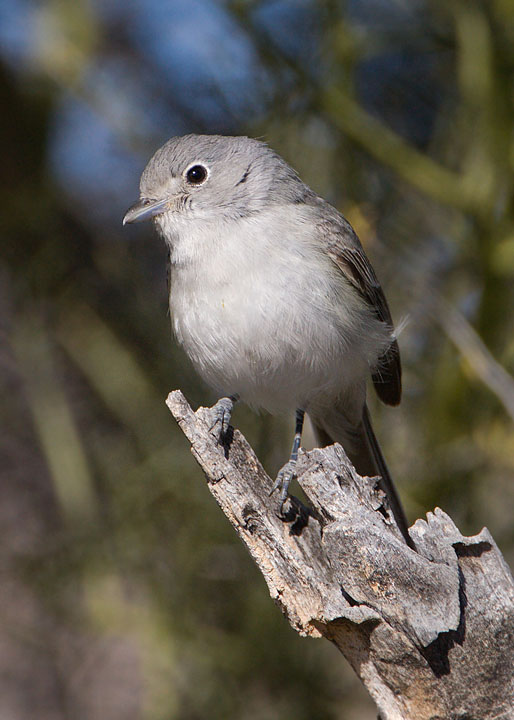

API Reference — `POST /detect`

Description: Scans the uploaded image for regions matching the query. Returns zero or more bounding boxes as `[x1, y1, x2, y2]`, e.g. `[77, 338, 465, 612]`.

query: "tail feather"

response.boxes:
[311, 405, 414, 549]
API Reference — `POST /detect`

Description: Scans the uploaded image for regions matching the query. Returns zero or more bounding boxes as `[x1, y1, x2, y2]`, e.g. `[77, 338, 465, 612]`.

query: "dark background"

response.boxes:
[2, 1, 513, 718]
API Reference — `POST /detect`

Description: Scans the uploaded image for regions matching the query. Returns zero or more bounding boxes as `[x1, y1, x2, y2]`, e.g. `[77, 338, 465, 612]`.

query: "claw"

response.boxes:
[208, 396, 236, 442]
[270, 408, 304, 513]
[270, 459, 297, 504]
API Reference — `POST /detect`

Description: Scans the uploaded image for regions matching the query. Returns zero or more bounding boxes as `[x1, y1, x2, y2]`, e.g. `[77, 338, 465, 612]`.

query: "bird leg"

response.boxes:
[208, 394, 239, 442]
[271, 409, 305, 506]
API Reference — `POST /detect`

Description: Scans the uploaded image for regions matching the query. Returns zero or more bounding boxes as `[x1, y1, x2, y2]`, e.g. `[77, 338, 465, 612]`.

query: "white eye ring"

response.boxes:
[184, 163, 209, 185]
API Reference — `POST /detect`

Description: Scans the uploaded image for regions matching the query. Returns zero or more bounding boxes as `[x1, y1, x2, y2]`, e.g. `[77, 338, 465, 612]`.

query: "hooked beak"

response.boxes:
[123, 197, 169, 225]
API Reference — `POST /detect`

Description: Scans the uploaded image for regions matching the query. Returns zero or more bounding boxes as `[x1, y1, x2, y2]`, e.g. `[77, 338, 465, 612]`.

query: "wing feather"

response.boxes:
[319, 209, 402, 406]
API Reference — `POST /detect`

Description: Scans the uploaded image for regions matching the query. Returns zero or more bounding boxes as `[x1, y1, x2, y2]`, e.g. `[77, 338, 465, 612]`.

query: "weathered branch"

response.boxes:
[167, 390, 514, 720]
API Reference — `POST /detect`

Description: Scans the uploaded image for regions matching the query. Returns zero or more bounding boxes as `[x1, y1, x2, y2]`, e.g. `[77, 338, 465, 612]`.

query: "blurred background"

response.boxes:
[1, 0, 513, 718]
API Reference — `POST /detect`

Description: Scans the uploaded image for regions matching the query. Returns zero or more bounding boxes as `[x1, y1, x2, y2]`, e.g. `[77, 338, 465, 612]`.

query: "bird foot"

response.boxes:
[270, 459, 297, 510]
[207, 396, 235, 443]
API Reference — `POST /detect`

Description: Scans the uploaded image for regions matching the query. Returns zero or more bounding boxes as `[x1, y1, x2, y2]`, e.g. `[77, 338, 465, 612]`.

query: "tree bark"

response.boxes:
[166, 390, 514, 720]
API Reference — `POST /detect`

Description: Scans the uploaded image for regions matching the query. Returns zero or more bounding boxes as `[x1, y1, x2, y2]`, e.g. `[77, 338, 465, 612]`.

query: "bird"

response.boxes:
[123, 134, 412, 547]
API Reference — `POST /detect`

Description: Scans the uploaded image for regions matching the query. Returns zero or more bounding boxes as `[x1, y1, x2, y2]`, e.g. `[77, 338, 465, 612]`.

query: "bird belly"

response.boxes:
[169, 243, 388, 415]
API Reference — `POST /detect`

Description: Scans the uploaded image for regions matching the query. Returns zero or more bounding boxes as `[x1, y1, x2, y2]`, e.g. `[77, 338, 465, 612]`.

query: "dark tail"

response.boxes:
[312, 404, 415, 550]
[361, 406, 414, 549]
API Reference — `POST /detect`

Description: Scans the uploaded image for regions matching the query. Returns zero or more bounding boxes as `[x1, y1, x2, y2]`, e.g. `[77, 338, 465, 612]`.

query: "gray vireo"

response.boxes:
[124, 135, 412, 547]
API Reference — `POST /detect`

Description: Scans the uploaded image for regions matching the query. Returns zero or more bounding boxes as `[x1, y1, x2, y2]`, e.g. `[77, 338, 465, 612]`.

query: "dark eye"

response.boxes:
[186, 165, 208, 185]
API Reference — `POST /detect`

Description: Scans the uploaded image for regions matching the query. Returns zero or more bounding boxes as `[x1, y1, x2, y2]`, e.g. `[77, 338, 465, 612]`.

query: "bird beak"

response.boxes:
[123, 197, 169, 225]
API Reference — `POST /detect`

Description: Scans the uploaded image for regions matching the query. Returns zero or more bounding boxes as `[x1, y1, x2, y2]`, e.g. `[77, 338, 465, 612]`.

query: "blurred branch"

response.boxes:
[55, 302, 167, 452]
[167, 390, 514, 720]
[454, 1, 494, 112]
[231, 2, 494, 216]
[12, 312, 98, 522]
[434, 298, 514, 422]
[452, 1, 500, 209]
[322, 86, 491, 214]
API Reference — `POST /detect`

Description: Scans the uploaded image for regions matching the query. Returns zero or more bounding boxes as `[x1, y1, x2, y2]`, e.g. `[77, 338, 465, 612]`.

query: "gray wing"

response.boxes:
[318, 205, 402, 406]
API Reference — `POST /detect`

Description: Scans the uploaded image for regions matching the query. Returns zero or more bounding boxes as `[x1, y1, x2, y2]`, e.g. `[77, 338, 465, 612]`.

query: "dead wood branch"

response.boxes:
[166, 390, 514, 720]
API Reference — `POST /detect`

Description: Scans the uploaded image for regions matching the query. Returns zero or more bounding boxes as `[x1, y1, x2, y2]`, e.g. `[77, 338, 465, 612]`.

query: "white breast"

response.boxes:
[160, 206, 390, 415]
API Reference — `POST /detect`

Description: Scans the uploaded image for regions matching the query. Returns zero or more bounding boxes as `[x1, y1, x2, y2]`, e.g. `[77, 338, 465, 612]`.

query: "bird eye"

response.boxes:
[185, 164, 208, 185]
